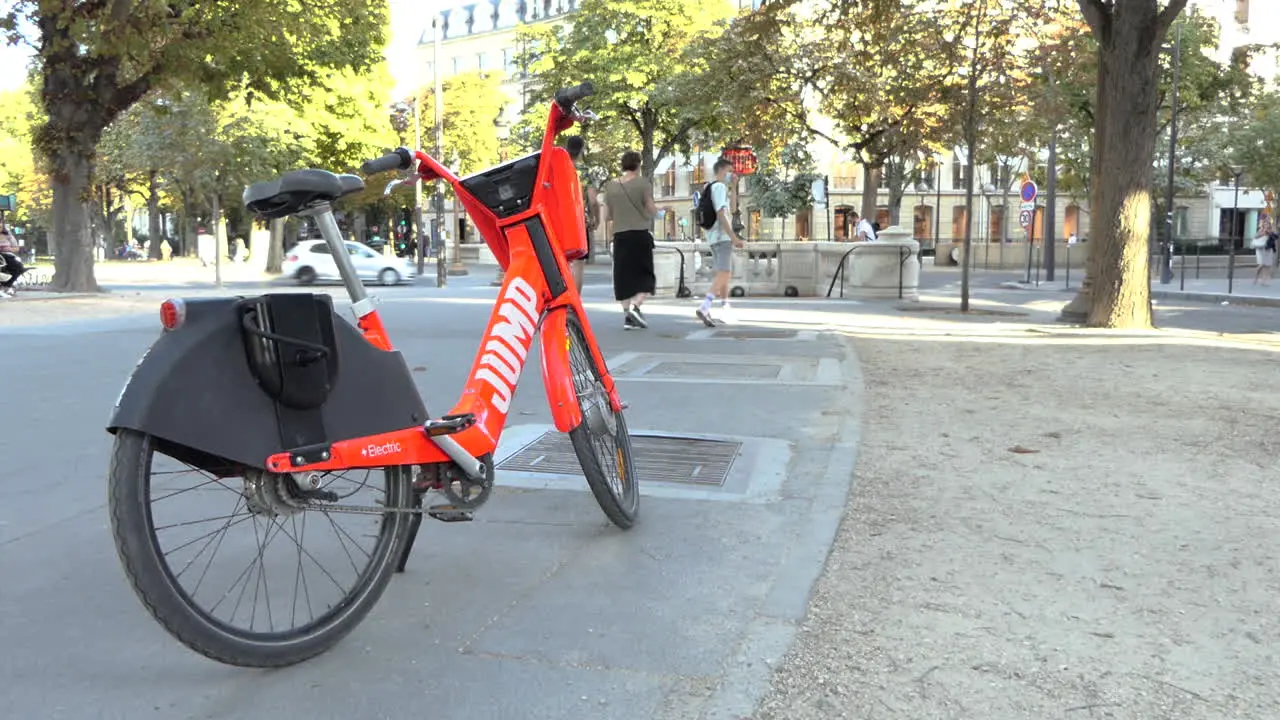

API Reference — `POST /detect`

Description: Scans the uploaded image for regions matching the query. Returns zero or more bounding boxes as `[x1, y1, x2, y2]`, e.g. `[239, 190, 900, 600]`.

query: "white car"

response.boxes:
[283, 240, 417, 286]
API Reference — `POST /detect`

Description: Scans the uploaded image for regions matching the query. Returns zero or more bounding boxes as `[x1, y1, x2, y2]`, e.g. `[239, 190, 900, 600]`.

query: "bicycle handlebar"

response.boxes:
[553, 82, 595, 111]
[361, 148, 414, 175]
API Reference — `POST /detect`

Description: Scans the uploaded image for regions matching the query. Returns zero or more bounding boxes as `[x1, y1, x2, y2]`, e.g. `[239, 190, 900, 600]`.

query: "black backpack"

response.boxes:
[696, 181, 721, 230]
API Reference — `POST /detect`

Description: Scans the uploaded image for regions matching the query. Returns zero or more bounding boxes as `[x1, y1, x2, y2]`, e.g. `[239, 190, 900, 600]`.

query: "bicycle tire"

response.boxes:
[564, 309, 640, 529]
[107, 429, 413, 667]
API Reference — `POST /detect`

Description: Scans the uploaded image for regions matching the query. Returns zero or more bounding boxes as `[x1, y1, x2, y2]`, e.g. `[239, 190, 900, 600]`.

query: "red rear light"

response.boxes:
[286, 254, 299, 262]
[160, 298, 186, 331]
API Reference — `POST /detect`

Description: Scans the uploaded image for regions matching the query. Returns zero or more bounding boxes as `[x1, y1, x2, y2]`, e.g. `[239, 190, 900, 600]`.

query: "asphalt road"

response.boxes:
[0, 277, 861, 720]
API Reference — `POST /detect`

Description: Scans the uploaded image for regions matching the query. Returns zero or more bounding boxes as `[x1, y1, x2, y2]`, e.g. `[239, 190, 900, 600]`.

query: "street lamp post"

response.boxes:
[432, 14, 451, 286]
[1161, 21, 1182, 285]
[413, 80, 426, 280]
[1229, 164, 1244, 295]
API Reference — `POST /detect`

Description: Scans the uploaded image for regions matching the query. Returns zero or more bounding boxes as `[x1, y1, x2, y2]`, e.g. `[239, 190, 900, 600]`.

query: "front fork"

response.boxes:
[539, 298, 624, 434]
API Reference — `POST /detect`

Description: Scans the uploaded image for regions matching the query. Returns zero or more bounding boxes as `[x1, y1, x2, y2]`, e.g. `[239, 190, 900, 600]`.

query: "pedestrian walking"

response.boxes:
[565, 135, 600, 293]
[1251, 223, 1276, 286]
[694, 158, 745, 326]
[600, 150, 657, 330]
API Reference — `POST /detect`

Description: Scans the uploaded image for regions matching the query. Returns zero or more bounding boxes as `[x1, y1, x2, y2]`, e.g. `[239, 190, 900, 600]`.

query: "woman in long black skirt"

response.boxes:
[600, 150, 657, 330]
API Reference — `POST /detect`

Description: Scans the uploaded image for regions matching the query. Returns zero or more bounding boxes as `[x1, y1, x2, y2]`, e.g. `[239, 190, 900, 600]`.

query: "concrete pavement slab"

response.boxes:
[0, 284, 863, 719]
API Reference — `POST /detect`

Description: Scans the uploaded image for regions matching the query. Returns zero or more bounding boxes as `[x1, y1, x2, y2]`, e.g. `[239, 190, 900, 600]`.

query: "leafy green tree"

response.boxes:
[406, 71, 507, 176]
[4, 0, 387, 291]
[747, 142, 820, 239]
[305, 65, 400, 174]
[0, 79, 50, 237]
[516, 0, 735, 179]
[715, 0, 971, 221]
[1230, 89, 1280, 201]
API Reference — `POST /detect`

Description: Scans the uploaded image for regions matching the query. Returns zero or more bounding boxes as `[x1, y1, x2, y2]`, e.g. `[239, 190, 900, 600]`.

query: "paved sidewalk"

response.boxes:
[0, 287, 860, 720]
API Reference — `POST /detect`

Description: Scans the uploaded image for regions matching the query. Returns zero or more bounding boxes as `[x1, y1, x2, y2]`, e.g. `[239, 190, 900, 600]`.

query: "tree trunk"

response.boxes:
[266, 217, 286, 274]
[147, 170, 163, 260]
[49, 149, 101, 293]
[1063, 0, 1185, 327]
[886, 158, 907, 226]
[1083, 0, 1180, 328]
[860, 165, 882, 224]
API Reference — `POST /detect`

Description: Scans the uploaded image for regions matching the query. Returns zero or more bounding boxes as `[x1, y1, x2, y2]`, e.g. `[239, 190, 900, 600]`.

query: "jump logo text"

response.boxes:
[475, 277, 540, 414]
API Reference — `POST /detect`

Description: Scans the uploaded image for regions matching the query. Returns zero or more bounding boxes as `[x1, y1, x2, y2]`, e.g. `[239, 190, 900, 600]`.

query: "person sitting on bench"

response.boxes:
[0, 230, 26, 296]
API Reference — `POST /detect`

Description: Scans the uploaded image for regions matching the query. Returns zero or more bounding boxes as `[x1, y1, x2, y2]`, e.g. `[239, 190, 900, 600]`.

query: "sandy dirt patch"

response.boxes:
[754, 318, 1279, 720]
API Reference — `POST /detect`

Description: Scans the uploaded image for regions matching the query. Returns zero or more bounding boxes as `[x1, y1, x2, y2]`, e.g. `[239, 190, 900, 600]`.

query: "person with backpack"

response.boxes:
[695, 158, 745, 326]
[1252, 223, 1277, 286]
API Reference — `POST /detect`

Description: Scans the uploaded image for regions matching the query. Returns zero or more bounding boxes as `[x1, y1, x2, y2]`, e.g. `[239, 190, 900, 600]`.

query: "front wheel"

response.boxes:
[378, 268, 401, 286]
[107, 430, 413, 667]
[564, 309, 640, 529]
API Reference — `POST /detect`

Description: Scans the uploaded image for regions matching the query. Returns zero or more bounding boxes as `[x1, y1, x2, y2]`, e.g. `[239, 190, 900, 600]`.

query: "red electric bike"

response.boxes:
[105, 82, 638, 668]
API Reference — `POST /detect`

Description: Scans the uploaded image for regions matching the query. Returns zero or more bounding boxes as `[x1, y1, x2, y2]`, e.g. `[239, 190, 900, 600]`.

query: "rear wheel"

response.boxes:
[296, 266, 318, 285]
[379, 268, 400, 286]
[107, 430, 413, 667]
[564, 309, 639, 529]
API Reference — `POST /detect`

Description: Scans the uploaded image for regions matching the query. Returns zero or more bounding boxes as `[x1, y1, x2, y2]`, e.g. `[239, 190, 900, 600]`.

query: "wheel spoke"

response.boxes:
[138, 445, 400, 642]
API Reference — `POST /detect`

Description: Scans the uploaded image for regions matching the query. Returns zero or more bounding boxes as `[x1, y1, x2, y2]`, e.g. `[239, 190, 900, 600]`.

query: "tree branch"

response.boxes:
[1078, 0, 1109, 39]
[1157, 0, 1189, 35]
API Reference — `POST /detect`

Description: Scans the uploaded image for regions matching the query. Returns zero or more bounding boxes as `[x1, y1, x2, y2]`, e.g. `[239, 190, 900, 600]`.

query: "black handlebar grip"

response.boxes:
[361, 147, 414, 174]
[554, 82, 595, 109]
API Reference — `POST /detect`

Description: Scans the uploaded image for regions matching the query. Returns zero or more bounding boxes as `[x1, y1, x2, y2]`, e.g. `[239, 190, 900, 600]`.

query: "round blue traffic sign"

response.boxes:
[1020, 180, 1038, 204]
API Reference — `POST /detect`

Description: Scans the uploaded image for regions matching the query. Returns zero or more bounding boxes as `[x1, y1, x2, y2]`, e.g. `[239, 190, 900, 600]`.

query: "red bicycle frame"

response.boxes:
[263, 95, 619, 476]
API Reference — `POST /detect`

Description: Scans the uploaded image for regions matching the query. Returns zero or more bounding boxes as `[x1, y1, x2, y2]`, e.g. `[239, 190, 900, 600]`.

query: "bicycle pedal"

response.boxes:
[424, 413, 477, 437]
[427, 504, 474, 523]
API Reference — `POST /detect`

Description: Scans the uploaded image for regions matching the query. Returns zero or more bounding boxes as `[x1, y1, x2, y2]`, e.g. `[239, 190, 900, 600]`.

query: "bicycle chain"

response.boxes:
[300, 501, 423, 516]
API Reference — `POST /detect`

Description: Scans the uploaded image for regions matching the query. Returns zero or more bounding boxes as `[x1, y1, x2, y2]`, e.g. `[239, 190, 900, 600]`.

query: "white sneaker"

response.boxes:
[695, 306, 715, 327]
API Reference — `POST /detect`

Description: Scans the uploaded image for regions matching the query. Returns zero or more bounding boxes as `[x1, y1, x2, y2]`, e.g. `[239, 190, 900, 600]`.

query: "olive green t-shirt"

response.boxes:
[603, 177, 653, 233]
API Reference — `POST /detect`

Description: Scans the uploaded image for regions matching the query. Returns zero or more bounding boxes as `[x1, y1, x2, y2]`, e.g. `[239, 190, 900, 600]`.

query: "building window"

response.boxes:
[913, 205, 933, 241]
[478, 52, 490, 71]
[1174, 206, 1190, 238]
[692, 162, 706, 185]
[833, 206, 854, 240]
[795, 209, 812, 239]
[952, 155, 967, 190]
[1065, 204, 1081, 238]
[988, 205, 1004, 242]
[503, 48, 517, 74]
[451, 56, 463, 75]
[662, 168, 676, 197]
[875, 207, 891, 229]
[952, 205, 968, 240]
[1236, 0, 1249, 25]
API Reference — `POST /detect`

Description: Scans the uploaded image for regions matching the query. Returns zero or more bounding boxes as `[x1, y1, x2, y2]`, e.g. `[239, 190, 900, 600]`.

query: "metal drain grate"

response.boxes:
[646, 362, 782, 379]
[497, 432, 742, 486]
[709, 328, 799, 339]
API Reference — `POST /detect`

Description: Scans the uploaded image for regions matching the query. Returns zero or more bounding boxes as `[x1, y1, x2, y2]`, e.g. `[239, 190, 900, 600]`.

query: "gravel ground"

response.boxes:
[753, 318, 1280, 720]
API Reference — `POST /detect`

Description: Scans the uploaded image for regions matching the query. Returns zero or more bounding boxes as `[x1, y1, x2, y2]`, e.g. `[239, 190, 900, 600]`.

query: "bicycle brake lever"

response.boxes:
[576, 109, 599, 122]
[383, 177, 415, 196]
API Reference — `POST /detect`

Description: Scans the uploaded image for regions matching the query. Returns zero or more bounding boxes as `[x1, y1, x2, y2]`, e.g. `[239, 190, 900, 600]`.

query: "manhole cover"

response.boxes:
[646, 362, 782, 379]
[497, 432, 742, 486]
[896, 305, 1027, 317]
[710, 328, 799, 339]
